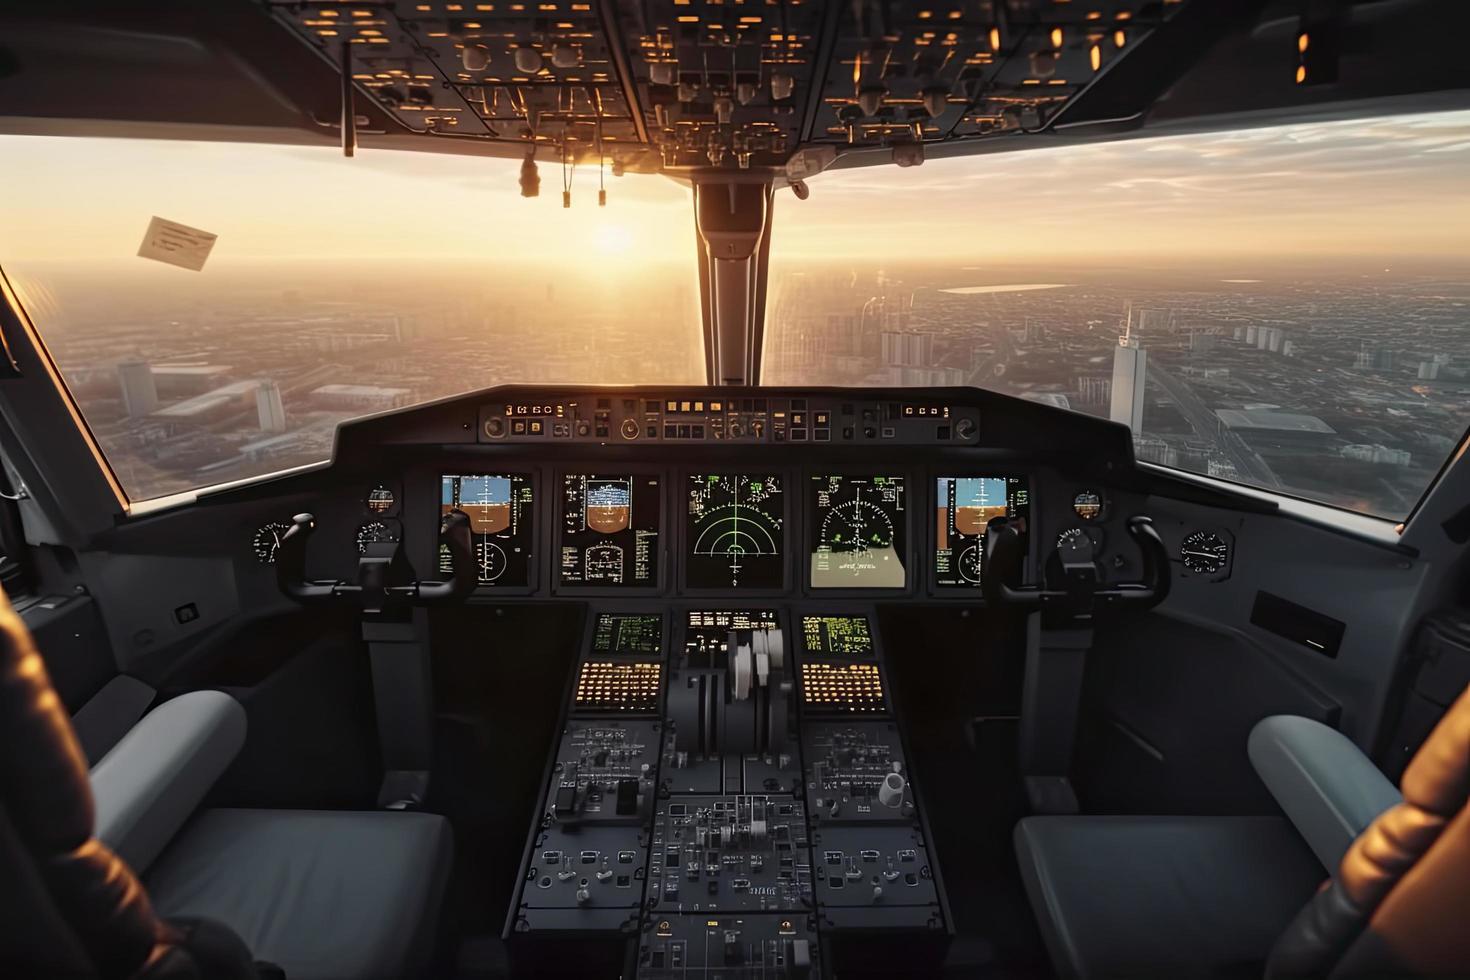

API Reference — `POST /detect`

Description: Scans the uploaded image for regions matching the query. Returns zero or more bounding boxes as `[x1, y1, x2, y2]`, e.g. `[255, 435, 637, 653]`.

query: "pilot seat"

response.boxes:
[1014, 692, 1470, 978]
[0, 584, 453, 980]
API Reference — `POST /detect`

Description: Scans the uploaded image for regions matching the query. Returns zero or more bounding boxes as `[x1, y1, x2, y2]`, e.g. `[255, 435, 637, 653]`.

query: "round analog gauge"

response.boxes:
[1180, 530, 1230, 575]
[366, 484, 396, 515]
[356, 520, 402, 554]
[252, 521, 292, 565]
[1073, 490, 1104, 521]
[1055, 526, 1098, 562]
[1056, 526, 1088, 551]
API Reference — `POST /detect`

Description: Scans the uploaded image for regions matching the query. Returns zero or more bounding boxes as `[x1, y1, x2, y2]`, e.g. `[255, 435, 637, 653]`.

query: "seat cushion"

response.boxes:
[1015, 815, 1324, 980]
[146, 808, 453, 980]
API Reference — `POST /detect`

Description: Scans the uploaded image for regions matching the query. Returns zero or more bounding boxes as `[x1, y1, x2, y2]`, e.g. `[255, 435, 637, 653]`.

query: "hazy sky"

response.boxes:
[1, 108, 1467, 270]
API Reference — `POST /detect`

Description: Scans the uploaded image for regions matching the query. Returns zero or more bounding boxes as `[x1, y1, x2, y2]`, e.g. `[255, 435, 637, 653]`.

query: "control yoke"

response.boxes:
[982, 514, 1170, 614]
[275, 509, 476, 611]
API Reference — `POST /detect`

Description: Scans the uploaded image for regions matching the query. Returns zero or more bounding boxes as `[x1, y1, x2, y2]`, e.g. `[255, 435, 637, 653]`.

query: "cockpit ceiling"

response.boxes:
[1, 1, 1469, 170]
[269, 0, 1176, 173]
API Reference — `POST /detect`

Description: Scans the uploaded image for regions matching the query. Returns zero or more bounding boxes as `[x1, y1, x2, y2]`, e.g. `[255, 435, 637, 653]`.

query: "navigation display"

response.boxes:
[560, 473, 661, 587]
[809, 475, 908, 589]
[934, 476, 1030, 588]
[440, 473, 534, 586]
[685, 474, 785, 590]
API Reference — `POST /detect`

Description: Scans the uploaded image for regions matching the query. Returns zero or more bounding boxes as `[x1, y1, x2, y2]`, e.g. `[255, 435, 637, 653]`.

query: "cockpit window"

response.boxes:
[0, 137, 703, 501]
[764, 110, 1470, 521]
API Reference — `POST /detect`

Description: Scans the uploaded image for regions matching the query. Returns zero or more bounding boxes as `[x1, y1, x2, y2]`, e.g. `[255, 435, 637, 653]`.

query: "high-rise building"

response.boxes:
[1109, 333, 1146, 433]
[256, 381, 286, 433]
[881, 331, 934, 368]
[1134, 435, 1177, 466]
[117, 360, 158, 417]
[1077, 376, 1112, 405]
[1138, 309, 1172, 334]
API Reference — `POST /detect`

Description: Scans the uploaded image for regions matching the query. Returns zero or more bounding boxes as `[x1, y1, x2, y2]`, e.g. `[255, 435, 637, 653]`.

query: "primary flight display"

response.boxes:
[440, 473, 534, 586]
[934, 476, 1030, 588]
[560, 473, 662, 587]
[685, 473, 785, 590]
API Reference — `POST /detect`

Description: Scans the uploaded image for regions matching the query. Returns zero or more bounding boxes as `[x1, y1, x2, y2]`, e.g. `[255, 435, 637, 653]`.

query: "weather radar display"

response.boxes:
[810, 475, 907, 589]
[560, 473, 661, 587]
[935, 476, 1029, 588]
[686, 474, 784, 589]
[440, 474, 534, 586]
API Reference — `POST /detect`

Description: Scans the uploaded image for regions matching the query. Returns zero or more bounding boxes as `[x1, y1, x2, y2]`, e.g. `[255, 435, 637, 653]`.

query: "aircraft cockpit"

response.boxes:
[1, 2, 1468, 978]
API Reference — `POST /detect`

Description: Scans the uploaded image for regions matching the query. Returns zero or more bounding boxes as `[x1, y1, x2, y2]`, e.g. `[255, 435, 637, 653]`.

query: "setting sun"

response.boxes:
[593, 222, 635, 255]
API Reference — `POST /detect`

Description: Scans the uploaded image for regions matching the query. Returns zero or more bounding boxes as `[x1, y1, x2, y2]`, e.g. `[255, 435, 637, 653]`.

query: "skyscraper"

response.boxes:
[256, 381, 286, 433]
[1109, 310, 1146, 433]
[117, 360, 158, 418]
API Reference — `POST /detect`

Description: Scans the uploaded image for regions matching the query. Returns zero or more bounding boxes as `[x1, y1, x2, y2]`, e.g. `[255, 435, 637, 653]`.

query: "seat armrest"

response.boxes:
[1248, 715, 1401, 871]
[90, 690, 246, 874]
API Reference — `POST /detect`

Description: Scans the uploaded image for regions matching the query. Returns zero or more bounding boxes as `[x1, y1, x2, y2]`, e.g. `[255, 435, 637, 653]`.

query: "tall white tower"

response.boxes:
[256, 381, 286, 433]
[116, 361, 158, 418]
[1109, 306, 1147, 433]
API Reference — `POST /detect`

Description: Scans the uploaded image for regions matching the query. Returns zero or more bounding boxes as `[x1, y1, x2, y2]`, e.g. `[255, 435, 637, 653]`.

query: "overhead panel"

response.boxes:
[808, 0, 1179, 148]
[267, 0, 1187, 172]
[607, 0, 826, 171]
[270, 1, 644, 157]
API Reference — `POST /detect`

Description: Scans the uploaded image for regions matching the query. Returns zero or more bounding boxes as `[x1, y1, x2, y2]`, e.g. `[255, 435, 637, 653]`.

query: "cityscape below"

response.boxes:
[9, 254, 1468, 520]
[768, 257, 1468, 519]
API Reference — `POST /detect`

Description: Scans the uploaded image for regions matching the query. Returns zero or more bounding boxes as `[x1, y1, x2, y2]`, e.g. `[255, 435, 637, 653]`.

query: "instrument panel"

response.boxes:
[241, 387, 1227, 600]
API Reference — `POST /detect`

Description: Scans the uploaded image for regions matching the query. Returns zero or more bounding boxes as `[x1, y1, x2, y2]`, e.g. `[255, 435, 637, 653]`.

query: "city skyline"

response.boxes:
[2, 109, 1468, 269]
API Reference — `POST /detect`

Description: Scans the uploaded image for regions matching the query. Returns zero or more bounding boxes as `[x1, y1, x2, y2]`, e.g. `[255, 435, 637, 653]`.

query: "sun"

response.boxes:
[592, 222, 635, 255]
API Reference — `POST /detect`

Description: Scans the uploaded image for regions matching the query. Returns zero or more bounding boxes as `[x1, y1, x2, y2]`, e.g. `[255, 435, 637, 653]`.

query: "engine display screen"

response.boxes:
[934, 476, 1030, 588]
[439, 473, 534, 586]
[685, 474, 785, 590]
[592, 613, 663, 655]
[560, 473, 662, 587]
[809, 475, 908, 589]
[801, 615, 875, 657]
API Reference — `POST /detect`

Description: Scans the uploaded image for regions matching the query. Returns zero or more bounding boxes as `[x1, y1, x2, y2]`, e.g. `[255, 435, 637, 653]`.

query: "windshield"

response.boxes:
[765, 110, 1470, 521]
[0, 137, 703, 501]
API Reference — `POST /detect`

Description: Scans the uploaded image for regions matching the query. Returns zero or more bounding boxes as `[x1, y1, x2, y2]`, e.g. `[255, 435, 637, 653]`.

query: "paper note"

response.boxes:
[136, 216, 218, 272]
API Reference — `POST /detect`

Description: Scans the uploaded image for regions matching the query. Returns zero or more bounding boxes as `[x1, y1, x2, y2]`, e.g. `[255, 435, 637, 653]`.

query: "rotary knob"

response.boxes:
[619, 418, 640, 440]
[954, 417, 976, 440]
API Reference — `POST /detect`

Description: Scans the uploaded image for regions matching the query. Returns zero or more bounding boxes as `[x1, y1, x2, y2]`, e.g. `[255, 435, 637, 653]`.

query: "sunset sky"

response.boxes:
[1, 108, 1467, 271]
